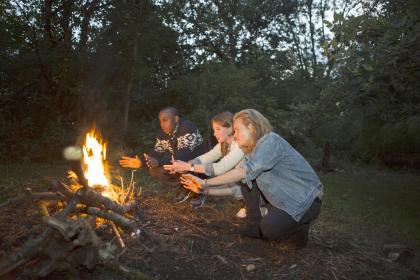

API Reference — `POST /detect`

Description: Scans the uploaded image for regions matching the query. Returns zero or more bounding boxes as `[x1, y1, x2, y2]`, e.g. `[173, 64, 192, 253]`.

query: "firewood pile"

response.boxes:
[0, 161, 152, 280]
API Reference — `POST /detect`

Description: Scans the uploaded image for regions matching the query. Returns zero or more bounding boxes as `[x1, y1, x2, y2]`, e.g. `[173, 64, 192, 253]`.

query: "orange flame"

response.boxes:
[80, 128, 128, 203]
[82, 129, 110, 188]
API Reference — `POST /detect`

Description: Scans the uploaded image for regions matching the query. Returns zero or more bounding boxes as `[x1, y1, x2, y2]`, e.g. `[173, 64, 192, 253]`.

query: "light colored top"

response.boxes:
[192, 140, 245, 176]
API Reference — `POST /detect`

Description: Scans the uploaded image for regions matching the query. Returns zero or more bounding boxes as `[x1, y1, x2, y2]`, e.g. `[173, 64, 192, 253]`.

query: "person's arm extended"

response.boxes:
[181, 167, 246, 193]
[164, 142, 243, 176]
[209, 142, 244, 176]
[207, 167, 246, 186]
[163, 159, 206, 174]
[119, 155, 142, 169]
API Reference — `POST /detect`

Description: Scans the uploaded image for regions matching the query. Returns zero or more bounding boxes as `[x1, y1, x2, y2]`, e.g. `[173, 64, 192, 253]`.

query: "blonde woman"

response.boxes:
[181, 109, 323, 249]
[164, 111, 246, 216]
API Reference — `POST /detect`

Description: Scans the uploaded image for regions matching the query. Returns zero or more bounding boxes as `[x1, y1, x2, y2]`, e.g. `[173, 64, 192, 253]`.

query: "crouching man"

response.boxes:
[120, 107, 208, 202]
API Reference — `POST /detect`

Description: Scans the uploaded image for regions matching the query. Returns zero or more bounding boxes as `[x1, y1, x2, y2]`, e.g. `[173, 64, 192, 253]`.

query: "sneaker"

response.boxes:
[174, 189, 192, 204]
[190, 193, 206, 208]
[235, 208, 247, 218]
[260, 206, 268, 217]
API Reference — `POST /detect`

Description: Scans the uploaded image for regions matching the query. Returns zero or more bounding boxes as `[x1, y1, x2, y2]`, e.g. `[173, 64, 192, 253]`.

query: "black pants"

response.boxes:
[241, 181, 322, 241]
[149, 166, 181, 187]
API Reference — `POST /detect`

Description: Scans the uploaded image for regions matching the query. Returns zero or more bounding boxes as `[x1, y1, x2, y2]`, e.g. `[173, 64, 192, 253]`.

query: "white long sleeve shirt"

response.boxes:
[193, 140, 245, 176]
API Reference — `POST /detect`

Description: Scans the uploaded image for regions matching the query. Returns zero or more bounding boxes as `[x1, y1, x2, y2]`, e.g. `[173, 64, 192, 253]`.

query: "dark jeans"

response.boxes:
[241, 181, 322, 241]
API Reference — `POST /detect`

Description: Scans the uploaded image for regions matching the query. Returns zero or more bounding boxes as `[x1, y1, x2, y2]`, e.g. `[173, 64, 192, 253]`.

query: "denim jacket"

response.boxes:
[244, 132, 323, 222]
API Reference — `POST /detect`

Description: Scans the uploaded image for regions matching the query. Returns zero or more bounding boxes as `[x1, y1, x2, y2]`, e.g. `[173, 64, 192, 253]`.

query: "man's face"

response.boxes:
[159, 110, 178, 134]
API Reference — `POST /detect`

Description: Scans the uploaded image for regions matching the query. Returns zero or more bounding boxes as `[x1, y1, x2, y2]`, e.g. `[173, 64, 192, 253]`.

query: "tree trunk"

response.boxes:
[55, 0, 73, 111]
[306, 0, 318, 79]
[286, 14, 307, 73]
[42, 0, 55, 47]
[122, 41, 139, 136]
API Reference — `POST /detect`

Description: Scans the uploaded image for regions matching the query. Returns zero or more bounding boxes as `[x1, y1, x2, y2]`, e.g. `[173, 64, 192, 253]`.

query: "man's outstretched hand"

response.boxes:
[119, 155, 142, 169]
[143, 153, 158, 168]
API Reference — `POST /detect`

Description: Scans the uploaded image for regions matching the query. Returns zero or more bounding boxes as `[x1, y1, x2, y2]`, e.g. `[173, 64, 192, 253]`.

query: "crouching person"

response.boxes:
[181, 109, 323, 249]
[164, 111, 246, 214]
[119, 107, 208, 202]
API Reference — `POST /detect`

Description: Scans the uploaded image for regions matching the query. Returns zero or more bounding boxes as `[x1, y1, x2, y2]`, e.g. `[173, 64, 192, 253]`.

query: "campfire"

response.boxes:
[0, 128, 149, 279]
[72, 128, 136, 204]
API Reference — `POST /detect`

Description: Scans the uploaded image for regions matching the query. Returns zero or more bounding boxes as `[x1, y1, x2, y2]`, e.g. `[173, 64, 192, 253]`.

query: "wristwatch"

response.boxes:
[189, 164, 195, 172]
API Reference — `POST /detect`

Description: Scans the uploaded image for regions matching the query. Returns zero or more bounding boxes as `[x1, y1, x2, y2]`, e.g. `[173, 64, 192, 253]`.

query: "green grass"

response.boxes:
[0, 164, 67, 201]
[1, 163, 419, 245]
[319, 169, 420, 244]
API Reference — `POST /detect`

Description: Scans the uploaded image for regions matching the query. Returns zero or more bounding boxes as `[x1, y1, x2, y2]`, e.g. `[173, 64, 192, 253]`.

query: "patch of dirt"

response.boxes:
[0, 189, 419, 279]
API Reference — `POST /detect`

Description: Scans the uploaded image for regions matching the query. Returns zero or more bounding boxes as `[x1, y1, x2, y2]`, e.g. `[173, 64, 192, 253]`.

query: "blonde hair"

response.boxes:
[233, 109, 273, 154]
[211, 111, 233, 156]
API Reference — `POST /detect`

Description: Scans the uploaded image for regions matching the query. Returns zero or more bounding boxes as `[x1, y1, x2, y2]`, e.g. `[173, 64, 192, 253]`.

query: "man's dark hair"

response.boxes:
[160, 106, 179, 117]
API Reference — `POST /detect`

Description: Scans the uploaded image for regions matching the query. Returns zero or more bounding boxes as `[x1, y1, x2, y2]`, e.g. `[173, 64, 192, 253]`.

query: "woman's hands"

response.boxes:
[180, 174, 204, 194]
[163, 159, 191, 174]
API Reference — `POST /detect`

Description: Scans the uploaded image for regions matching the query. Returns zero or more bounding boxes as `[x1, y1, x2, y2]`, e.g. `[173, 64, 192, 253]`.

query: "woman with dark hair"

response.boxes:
[164, 111, 247, 216]
[181, 109, 323, 249]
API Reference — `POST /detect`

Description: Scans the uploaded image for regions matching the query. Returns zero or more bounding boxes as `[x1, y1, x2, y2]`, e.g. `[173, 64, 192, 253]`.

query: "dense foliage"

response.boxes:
[0, 0, 418, 163]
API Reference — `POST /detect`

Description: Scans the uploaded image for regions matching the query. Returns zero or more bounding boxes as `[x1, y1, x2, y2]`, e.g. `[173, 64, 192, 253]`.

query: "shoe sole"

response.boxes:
[174, 191, 192, 204]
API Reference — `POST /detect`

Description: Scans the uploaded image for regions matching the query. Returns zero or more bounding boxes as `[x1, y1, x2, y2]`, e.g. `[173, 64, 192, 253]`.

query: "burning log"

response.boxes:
[30, 183, 139, 216]
[79, 187, 138, 214]
[83, 207, 141, 235]
[0, 129, 152, 279]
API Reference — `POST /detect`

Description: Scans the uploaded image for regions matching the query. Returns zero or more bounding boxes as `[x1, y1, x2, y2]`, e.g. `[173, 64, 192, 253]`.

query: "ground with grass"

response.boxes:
[0, 163, 419, 279]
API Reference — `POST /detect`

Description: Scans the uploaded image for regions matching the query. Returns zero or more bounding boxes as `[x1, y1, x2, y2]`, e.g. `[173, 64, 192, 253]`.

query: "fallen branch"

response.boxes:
[80, 188, 137, 214]
[49, 181, 75, 198]
[0, 192, 81, 276]
[28, 190, 66, 201]
[110, 221, 126, 249]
